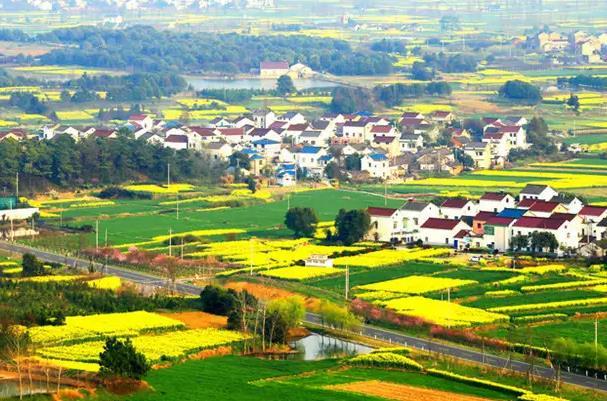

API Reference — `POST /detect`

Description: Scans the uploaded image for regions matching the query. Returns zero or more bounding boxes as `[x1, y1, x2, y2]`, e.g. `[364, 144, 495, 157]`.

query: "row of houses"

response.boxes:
[0, 108, 530, 184]
[366, 184, 607, 255]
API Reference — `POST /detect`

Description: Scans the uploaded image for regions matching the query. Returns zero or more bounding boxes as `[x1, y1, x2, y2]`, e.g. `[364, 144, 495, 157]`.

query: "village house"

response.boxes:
[462, 142, 492, 169]
[430, 110, 455, 124]
[164, 134, 189, 150]
[251, 138, 281, 157]
[440, 198, 478, 220]
[206, 142, 233, 162]
[252, 110, 277, 129]
[361, 153, 390, 179]
[294, 146, 328, 176]
[342, 120, 372, 143]
[366, 207, 400, 242]
[259, 61, 290, 78]
[478, 192, 516, 213]
[419, 218, 471, 248]
[372, 135, 400, 158]
[519, 184, 559, 202]
[399, 134, 424, 153]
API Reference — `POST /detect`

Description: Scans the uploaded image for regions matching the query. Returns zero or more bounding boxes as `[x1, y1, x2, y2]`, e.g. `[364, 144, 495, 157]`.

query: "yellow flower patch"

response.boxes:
[380, 296, 508, 327]
[260, 266, 343, 281]
[358, 276, 476, 294]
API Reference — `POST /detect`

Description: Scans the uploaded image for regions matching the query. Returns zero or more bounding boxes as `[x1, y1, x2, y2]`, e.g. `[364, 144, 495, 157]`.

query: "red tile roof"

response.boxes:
[528, 201, 560, 213]
[485, 216, 515, 226]
[189, 127, 215, 136]
[454, 229, 469, 239]
[441, 198, 470, 209]
[421, 218, 461, 230]
[481, 192, 509, 201]
[286, 123, 309, 131]
[367, 207, 397, 217]
[513, 216, 566, 230]
[498, 125, 521, 133]
[474, 211, 497, 221]
[483, 132, 504, 140]
[373, 135, 396, 144]
[550, 212, 576, 221]
[580, 205, 607, 217]
[517, 199, 536, 209]
[165, 135, 188, 143]
[370, 125, 394, 133]
[219, 128, 245, 136]
[260, 61, 289, 70]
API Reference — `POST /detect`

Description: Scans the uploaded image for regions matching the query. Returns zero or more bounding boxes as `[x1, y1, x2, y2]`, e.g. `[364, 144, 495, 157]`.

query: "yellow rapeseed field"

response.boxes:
[357, 276, 477, 294]
[260, 266, 343, 280]
[380, 296, 508, 327]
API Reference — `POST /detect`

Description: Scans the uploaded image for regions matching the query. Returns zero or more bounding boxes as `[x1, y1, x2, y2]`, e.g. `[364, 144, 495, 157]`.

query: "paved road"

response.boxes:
[1, 240, 606, 393]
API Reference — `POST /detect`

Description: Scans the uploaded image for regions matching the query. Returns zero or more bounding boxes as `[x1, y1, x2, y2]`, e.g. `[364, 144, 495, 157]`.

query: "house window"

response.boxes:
[445, 238, 449, 244]
[413, 218, 418, 225]
[393, 221, 397, 229]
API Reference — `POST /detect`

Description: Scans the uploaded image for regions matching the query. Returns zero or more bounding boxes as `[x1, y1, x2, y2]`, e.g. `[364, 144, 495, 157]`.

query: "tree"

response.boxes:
[411, 61, 435, 81]
[200, 285, 237, 316]
[331, 87, 374, 113]
[99, 337, 150, 380]
[498, 80, 542, 104]
[264, 296, 305, 344]
[276, 75, 296, 96]
[334, 209, 371, 245]
[566, 93, 580, 112]
[529, 231, 559, 254]
[318, 300, 361, 330]
[246, 176, 257, 193]
[345, 154, 362, 171]
[284, 207, 319, 238]
[0, 325, 31, 400]
[511, 234, 529, 251]
[21, 253, 44, 277]
[324, 162, 342, 180]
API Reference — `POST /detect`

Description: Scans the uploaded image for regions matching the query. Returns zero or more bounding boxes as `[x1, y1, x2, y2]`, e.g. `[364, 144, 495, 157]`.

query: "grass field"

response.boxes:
[33, 189, 402, 247]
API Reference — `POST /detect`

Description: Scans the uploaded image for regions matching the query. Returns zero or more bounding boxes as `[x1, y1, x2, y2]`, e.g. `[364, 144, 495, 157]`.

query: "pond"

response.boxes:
[185, 76, 342, 91]
[290, 333, 373, 361]
[0, 379, 53, 399]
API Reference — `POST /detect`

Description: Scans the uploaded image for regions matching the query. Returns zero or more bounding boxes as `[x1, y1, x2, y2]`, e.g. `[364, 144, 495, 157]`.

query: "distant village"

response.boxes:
[525, 29, 607, 64]
[0, 107, 531, 188]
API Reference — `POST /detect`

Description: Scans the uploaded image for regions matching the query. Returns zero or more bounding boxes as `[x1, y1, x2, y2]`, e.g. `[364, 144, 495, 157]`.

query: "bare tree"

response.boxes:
[0, 325, 32, 400]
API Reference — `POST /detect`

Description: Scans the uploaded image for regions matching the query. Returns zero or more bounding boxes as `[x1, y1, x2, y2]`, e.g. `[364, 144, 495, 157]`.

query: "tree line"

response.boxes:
[330, 81, 452, 113]
[21, 25, 395, 76]
[0, 134, 226, 191]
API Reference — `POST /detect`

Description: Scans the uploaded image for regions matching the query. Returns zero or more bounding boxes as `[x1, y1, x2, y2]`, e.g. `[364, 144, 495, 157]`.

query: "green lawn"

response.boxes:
[82, 356, 517, 401]
[482, 318, 607, 348]
[32, 189, 403, 247]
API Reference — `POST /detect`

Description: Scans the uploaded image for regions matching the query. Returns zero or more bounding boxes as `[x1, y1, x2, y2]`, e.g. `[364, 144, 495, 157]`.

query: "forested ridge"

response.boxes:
[0, 26, 395, 76]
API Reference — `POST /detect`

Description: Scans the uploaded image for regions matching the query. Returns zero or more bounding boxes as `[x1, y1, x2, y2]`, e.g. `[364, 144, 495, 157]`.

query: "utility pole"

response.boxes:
[345, 266, 350, 300]
[15, 172, 19, 199]
[287, 194, 290, 210]
[595, 314, 599, 369]
[176, 196, 180, 220]
[168, 228, 173, 257]
[95, 220, 99, 250]
[167, 163, 171, 187]
[104, 228, 108, 247]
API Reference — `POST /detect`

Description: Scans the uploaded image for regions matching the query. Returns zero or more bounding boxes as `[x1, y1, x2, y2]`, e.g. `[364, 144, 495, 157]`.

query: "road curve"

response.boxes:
[1, 240, 606, 393]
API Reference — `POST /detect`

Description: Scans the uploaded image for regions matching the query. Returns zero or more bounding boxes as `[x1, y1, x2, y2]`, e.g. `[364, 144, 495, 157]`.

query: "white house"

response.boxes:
[206, 142, 233, 162]
[519, 184, 559, 201]
[419, 218, 471, 248]
[440, 198, 478, 220]
[478, 193, 516, 213]
[342, 120, 372, 143]
[367, 207, 400, 242]
[252, 138, 281, 157]
[164, 134, 189, 150]
[252, 110, 276, 128]
[399, 134, 424, 153]
[398, 201, 441, 243]
[295, 146, 328, 171]
[361, 153, 390, 179]
[511, 216, 579, 253]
